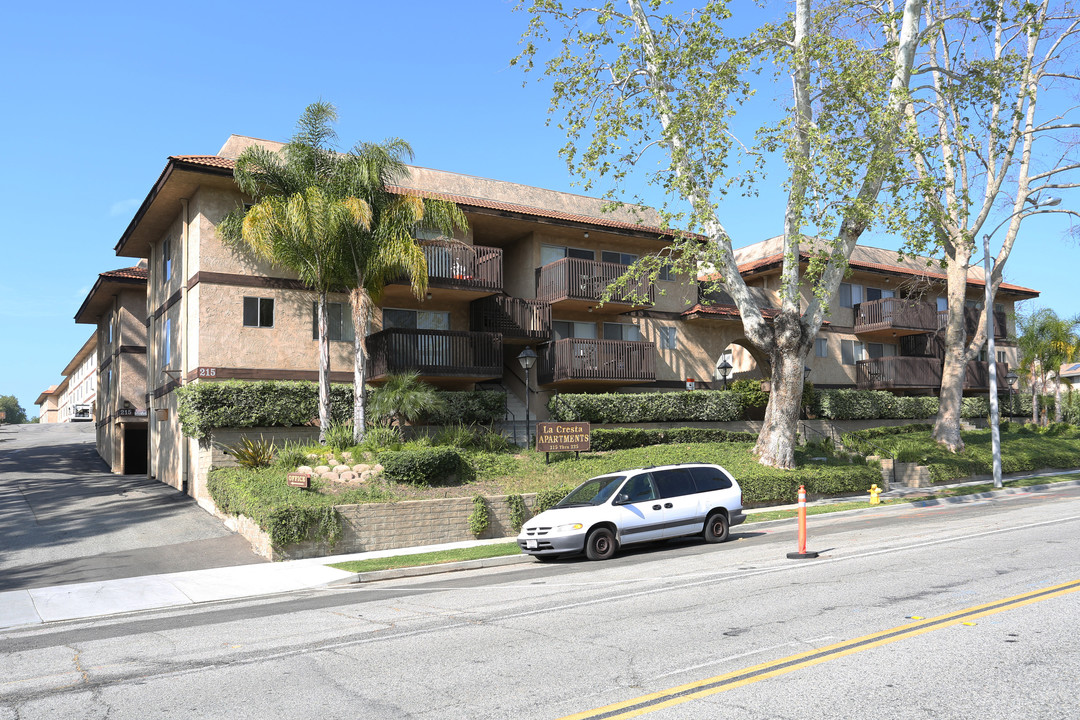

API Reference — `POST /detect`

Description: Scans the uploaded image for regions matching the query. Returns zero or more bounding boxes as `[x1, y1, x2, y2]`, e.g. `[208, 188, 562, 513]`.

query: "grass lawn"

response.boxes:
[328, 542, 522, 573]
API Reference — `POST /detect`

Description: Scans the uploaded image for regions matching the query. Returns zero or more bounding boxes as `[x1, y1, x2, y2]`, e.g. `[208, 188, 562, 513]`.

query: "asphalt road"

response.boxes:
[2, 480, 1078, 719]
[0, 423, 262, 591]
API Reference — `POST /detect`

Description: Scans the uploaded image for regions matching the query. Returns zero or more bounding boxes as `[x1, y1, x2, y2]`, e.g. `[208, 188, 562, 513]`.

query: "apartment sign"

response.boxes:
[286, 472, 311, 489]
[536, 422, 591, 453]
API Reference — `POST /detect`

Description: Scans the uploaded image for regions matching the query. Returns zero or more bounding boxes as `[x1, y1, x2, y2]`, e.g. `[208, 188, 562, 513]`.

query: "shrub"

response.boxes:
[207, 466, 395, 547]
[468, 495, 490, 536]
[427, 391, 507, 425]
[547, 390, 742, 423]
[379, 447, 475, 485]
[222, 436, 276, 469]
[507, 494, 528, 531]
[433, 423, 476, 449]
[591, 426, 757, 451]
[729, 379, 768, 409]
[325, 422, 355, 453]
[534, 484, 573, 513]
[274, 441, 309, 471]
[176, 380, 353, 439]
[358, 427, 402, 452]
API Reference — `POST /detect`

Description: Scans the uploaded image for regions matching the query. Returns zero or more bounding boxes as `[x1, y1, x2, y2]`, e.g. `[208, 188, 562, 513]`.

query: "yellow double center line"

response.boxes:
[560, 578, 1080, 720]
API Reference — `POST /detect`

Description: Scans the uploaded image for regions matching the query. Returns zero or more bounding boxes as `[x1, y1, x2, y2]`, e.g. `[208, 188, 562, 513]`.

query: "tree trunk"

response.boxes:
[1032, 379, 1039, 425]
[317, 292, 331, 444]
[1054, 379, 1063, 424]
[933, 258, 975, 453]
[753, 346, 809, 469]
[350, 288, 373, 443]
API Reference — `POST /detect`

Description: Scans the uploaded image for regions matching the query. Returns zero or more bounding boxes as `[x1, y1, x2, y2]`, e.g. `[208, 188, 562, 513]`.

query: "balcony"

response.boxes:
[536, 258, 654, 313]
[383, 240, 502, 303]
[937, 308, 1007, 339]
[538, 338, 656, 386]
[854, 298, 939, 341]
[366, 328, 502, 384]
[856, 357, 1008, 392]
[470, 295, 551, 343]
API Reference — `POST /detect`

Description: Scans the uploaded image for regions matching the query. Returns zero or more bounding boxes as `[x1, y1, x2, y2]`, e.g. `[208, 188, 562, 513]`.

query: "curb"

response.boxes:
[345, 553, 535, 584]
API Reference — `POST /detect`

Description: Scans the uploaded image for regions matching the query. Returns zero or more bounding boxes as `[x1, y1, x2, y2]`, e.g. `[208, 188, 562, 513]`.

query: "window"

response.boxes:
[162, 318, 171, 367]
[841, 339, 865, 365]
[865, 287, 894, 302]
[620, 474, 658, 503]
[815, 338, 828, 358]
[553, 321, 597, 340]
[839, 283, 862, 308]
[383, 308, 450, 331]
[653, 468, 697, 498]
[601, 251, 638, 266]
[658, 327, 677, 350]
[243, 297, 274, 328]
[312, 302, 355, 342]
[658, 260, 675, 282]
[541, 244, 594, 266]
[997, 351, 1007, 363]
[867, 342, 897, 359]
[689, 466, 733, 491]
[163, 238, 172, 281]
[937, 296, 948, 312]
[994, 303, 1005, 314]
[604, 323, 642, 341]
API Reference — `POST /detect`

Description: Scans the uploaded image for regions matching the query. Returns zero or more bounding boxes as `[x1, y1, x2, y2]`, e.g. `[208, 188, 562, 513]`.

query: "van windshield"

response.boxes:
[556, 476, 626, 507]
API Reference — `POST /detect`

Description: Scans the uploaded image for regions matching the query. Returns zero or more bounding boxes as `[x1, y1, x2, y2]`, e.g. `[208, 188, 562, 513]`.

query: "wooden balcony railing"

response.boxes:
[536, 258, 654, 307]
[937, 307, 1007, 338]
[395, 240, 502, 293]
[856, 356, 1009, 391]
[470, 295, 551, 341]
[854, 298, 939, 335]
[538, 338, 656, 384]
[367, 328, 502, 380]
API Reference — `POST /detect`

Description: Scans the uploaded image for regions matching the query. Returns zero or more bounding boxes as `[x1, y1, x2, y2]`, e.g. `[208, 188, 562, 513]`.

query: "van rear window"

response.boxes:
[689, 466, 733, 491]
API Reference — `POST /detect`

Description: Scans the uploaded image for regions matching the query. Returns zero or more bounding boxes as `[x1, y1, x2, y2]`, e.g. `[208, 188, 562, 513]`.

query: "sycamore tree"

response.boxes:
[892, 0, 1080, 451]
[515, 0, 924, 468]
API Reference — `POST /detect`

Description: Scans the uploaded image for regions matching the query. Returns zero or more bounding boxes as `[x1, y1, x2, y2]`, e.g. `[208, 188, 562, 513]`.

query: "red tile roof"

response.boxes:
[168, 155, 674, 237]
[730, 252, 1038, 295]
[682, 303, 781, 320]
[100, 266, 148, 281]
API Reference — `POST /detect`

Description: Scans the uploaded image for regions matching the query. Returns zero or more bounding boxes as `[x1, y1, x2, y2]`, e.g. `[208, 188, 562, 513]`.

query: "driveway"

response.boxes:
[0, 422, 262, 591]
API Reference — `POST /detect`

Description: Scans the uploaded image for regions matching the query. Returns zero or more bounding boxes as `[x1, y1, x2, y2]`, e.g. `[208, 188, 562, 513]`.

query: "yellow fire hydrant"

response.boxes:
[869, 484, 881, 505]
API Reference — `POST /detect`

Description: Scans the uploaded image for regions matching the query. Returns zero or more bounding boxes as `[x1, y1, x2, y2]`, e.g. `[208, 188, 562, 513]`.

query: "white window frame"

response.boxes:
[658, 326, 677, 350]
[815, 337, 828, 358]
[243, 296, 275, 328]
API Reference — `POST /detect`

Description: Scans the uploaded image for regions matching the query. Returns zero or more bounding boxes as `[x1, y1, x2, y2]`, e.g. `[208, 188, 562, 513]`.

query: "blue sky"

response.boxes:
[1, 1, 1076, 418]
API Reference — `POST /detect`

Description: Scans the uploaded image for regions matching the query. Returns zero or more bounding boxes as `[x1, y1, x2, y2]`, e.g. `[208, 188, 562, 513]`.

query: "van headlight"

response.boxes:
[555, 523, 583, 532]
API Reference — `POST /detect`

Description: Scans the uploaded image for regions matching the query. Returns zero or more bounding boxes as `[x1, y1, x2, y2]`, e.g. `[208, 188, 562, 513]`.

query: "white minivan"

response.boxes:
[517, 463, 745, 561]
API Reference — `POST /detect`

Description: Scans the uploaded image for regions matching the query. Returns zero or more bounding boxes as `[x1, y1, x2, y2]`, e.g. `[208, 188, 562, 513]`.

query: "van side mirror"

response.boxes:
[613, 493, 630, 505]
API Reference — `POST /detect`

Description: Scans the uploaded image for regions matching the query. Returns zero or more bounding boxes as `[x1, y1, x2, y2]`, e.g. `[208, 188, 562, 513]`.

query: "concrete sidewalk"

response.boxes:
[2, 470, 1077, 631]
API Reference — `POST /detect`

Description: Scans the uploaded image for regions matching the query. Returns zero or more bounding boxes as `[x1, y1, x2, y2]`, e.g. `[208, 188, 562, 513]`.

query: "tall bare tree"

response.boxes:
[893, 0, 1080, 451]
[516, 0, 924, 468]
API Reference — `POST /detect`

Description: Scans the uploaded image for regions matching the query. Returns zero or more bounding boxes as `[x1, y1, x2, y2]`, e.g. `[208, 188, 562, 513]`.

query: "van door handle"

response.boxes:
[652, 504, 662, 511]
[664, 503, 673, 509]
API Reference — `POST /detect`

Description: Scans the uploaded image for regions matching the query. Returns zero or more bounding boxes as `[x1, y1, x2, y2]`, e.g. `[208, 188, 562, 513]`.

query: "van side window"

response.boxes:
[689, 466, 733, 491]
[622, 474, 658, 503]
[653, 468, 697, 498]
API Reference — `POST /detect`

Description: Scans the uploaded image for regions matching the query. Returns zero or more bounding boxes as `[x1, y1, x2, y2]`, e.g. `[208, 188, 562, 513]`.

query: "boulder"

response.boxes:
[296, 465, 314, 474]
[332, 465, 351, 474]
[314, 465, 331, 474]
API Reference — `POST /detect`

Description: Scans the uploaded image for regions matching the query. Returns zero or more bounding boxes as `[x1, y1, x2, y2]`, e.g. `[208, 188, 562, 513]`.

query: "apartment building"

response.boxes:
[74, 265, 149, 474]
[57, 334, 98, 422]
[34, 385, 60, 423]
[106, 134, 1039, 504]
[720, 237, 1037, 393]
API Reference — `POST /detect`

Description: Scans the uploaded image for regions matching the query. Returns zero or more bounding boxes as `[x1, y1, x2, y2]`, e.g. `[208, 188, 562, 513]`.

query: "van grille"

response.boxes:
[523, 526, 551, 536]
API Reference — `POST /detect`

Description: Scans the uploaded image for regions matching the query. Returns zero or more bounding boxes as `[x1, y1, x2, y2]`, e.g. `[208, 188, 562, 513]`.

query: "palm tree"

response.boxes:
[1016, 308, 1080, 425]
[219, 102, 368, 442]
[366, 372, 446, 438]
[334, 141, 467, 442]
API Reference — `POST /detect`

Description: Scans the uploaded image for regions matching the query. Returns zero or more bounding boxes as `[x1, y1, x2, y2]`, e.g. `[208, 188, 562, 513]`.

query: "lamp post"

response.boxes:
[983, 196, 1061, 488]
[517, 346, 537, 449]
[1005, 370, 1019, 420]
[804, 365, 812, 383]
[717, 359, 732, 390]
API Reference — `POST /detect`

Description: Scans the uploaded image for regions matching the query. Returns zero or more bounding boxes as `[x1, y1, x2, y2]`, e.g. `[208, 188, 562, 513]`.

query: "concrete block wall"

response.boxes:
[226, 492, 539, 561]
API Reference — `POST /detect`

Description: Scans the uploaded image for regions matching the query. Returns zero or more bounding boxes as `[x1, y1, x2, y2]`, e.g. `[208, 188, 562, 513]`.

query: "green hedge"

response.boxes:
[739, 465, 880, 506]
[427, 391, 506, 425]
[549, 391, 743, 423]
[812, 390, 1035, 421]
[591, 426, 757, 451]
[177, 381, 507, 440]
[177, 380, 353, 440]
[379, 447, 475, 485]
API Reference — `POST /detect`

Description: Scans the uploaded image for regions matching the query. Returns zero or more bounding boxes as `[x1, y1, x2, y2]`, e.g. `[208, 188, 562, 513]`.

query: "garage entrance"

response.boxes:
[123, 425, 148, 475]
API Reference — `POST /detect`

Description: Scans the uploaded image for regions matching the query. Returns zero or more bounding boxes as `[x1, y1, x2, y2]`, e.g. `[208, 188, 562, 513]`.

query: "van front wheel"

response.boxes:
[585, 528, 616, 560]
